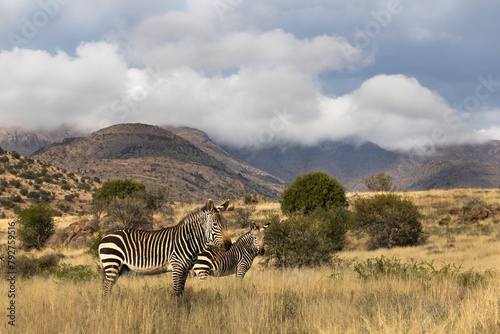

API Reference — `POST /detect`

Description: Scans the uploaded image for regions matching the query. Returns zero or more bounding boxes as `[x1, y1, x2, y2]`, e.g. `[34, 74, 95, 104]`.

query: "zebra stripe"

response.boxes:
[98, 199, 231, 297]
[192, 222, 269, 280]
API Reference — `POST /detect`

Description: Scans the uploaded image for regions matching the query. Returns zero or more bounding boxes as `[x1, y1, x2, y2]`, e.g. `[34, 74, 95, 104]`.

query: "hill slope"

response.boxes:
[0, 147, 99, 218]
[223, 140, 402, 190]
[223, 140, 500, 191]
[32, 124, 284, 201]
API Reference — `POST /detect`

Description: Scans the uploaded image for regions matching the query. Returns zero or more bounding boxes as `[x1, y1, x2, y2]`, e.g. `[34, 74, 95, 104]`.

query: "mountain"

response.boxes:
[2, 124, 499, 195]
[223, 140, 402, 190]
[388, 141, 500, 190]
[223, 139, 500, 191]
[165, 126, 286, 192]
[0, 127, 84, 156]
[32, 123, 284, 201]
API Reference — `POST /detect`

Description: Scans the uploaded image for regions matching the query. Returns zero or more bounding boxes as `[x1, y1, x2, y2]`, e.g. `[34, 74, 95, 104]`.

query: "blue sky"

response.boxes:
[0, 0, 499, 151]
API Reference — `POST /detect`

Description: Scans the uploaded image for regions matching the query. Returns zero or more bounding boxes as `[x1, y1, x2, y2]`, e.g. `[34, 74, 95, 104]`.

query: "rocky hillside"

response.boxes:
[0, 147, 100, 219]
[32, 124, 284, 201]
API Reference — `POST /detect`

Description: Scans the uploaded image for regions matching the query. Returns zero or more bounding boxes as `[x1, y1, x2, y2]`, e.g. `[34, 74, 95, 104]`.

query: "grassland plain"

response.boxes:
[1, 189, 500, 333]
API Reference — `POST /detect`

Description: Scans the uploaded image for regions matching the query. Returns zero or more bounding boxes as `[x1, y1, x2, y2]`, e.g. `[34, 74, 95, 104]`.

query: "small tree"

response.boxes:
[109, 195, 148, 229]
[352, 193, 425, 249]
[94, 179, 147, 206]
[263, 208, 349, 268]
[90, 198, 106, 219]
[146, 186, 170, 213]
[17, 203, 55, 250]
[233, 205, 256, 228]
[280, 171, 347, 214]
[362, 172, 395, 192]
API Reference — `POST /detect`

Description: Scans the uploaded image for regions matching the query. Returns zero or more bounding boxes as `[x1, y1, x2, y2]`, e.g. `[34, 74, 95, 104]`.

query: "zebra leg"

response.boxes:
[101, 264, 122, 299]
[172, 265, 190, 296]
[197, 268, 209, 281]
[236, 264, 248, 280]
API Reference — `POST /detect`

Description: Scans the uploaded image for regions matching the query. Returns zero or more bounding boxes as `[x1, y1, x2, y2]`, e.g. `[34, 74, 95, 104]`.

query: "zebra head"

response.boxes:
[249, 222, 270, 256]
[205, 199, 232, 251]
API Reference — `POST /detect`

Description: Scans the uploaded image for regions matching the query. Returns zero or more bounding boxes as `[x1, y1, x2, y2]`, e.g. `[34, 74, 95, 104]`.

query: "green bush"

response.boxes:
[352, 255, 493, 288]
[362, 172, 396, 192]
[1, 253, 64, 278]
[9, 179, 22, 188]
[232, 205, 256, 228]
[110, 195, 149, 228]
[263, 208, 350, 268]
[17, 203, 55, 250]
[352, 193, 426, 249]
[94, 179, 147, 205]
[243, 193, 260, 205]
[85, 232, 103, 260]
[280, 172, 347, 214]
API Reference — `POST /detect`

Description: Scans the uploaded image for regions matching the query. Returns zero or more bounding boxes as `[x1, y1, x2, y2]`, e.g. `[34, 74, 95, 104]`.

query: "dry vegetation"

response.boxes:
[1, 189, 500, 333]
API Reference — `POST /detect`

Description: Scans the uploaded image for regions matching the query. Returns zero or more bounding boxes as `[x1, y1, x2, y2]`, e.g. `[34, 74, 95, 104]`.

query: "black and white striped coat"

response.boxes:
[98, 199, 232, 297]
[191, 223, 269, 280]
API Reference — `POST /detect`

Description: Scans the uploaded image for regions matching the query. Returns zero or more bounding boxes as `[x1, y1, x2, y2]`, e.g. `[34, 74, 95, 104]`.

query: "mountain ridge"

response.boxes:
[31, 123, 284, 201]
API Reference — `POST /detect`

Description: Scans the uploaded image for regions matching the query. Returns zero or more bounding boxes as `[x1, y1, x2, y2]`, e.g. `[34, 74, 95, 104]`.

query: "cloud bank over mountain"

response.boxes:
[1, 0, 499, 151]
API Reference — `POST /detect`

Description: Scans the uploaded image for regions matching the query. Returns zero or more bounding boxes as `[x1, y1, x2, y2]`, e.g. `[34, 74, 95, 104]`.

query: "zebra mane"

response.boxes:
[235, 230, 253, 243]
[177, 205, 210, 226]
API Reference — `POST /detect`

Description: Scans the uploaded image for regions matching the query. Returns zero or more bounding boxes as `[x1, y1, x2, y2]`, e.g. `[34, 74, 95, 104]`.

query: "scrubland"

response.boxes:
[1, 189, 500, 333]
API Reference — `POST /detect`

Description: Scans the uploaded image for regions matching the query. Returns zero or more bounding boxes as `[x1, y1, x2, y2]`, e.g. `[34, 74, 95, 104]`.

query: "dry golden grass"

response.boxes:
[1, 189, 500, 333]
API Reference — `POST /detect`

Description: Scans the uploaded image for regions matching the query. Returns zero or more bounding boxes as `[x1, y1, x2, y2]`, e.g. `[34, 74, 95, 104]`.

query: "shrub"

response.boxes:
[11, 151, 21, 159]
[243, 193, 260, 205]
[109, 195, 148, 228]
[362, 172, 396, 192]
[17, 203, 55, 250]
[94, 179, 147, 206]
[27, 191, 40, 200]
[263, 208, 350, 268]
[9, 179, 22, 188]
[11, 195, 22, 203]
[51, 263, 96, 282]
[85, 232, 103, 260]
[64, 194, 77, 202]
[232, 205, 256, 228]
[352, 193, 426, 249]
[20, 188, 28, 196]
[4, 253, 64, 278]
[280, 172, 347, 214]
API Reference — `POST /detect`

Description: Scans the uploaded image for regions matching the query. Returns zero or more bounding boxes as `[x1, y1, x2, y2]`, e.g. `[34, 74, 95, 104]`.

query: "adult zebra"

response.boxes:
[98, 199, 232, 297]
[191, 222, 269, 280]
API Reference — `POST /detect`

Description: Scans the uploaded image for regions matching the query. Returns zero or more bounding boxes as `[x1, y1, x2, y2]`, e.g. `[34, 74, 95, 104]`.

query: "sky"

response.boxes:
[0, 0, 499, 152]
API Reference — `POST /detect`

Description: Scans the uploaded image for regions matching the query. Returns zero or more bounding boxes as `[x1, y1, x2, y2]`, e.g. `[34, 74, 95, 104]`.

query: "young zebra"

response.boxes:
[98, 199, 232, 297]
[191, 222, 269, 280]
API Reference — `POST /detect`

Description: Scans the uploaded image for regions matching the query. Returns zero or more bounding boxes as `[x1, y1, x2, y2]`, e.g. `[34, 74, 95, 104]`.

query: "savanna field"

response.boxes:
[1, 189, 500, 333]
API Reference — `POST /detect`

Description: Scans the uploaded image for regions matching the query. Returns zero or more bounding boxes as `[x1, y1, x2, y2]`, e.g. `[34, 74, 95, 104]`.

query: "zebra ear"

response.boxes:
[206, 199, 215, 212]
[216, 200, 229, 212]
[249, 222, 257, 230]
[262, 223, 270, 230]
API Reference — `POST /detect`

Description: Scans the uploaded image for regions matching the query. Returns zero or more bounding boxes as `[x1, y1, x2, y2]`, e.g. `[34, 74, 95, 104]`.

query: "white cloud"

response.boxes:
[0, 0, 499, 152]
[0, 42, 128, 130]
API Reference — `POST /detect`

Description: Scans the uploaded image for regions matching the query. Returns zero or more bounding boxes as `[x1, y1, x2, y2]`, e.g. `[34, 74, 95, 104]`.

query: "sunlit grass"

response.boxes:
[1, 189, 500, 333]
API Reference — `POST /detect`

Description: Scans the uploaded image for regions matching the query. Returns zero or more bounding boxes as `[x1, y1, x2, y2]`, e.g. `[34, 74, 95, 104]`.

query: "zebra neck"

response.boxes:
[179, 219, 211, 253]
